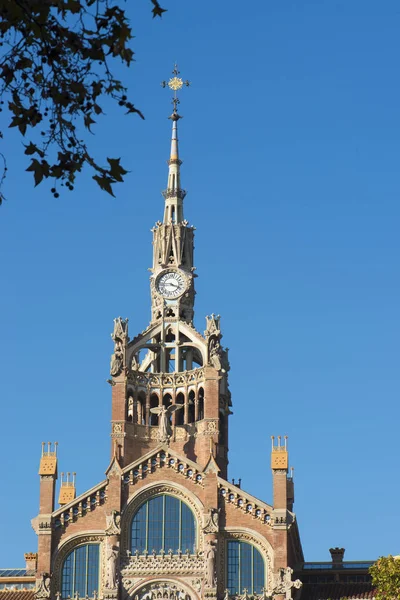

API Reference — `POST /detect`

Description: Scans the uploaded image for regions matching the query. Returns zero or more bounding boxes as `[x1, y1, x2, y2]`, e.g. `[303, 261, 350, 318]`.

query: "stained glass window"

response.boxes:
[131, 494, 196, 554]
[61, 544, 99, 598]
[227, 541, 265, 595]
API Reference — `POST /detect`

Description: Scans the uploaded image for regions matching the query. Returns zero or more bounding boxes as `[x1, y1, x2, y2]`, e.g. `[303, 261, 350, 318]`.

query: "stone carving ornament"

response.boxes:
[35, 573, 51, 599]
[272, 568, 302, 600]
[135, 582, 191, 600]
[105, 510, 121, 536]
[203, 509, 220, 534]
[121, 551, 205, 577]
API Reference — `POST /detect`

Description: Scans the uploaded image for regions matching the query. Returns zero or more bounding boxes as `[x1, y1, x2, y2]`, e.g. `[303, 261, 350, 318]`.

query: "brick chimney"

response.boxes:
[329, 547, 345, 564]
[24, 553, 37, 574]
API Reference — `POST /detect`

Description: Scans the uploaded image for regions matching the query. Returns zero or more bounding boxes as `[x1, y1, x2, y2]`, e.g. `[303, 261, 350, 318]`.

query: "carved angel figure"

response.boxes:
[150, 404, 183, 443]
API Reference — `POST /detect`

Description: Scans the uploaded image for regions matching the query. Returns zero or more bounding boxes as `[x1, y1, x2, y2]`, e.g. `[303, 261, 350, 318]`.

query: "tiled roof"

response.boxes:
[0, 592, 35, 600]
[302, 582, 375, 599]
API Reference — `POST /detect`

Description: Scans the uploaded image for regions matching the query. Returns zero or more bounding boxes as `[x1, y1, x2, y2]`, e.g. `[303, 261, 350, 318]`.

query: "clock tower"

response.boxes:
[109, 66, 232, 478]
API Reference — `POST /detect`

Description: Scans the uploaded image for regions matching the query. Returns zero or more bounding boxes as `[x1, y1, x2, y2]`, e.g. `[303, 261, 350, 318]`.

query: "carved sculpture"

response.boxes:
[203, 508, 220, 534]
[110, 351, 123, 377]
[150, 404, 183, 443]
[105, 510, 121, 536]
[209, 339, 222, 370]
[135, 583, 190, 600]
[205, 540, 217, 588]
[110, 317, 128, 377]
[106, 544, 119, 589]
[272, 568, 302, 599]
[35, 573, 51, 599]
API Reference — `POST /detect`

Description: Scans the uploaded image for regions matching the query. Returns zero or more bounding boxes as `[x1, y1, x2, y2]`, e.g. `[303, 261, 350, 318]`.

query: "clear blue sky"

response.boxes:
[0, 0, 399, 567]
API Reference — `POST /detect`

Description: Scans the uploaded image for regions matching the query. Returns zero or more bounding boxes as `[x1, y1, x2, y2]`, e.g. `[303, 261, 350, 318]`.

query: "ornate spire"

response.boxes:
[161, 64, 190, 224]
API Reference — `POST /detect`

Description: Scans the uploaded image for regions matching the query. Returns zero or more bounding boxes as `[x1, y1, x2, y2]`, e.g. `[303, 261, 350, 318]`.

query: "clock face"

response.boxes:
[156, 271, 186, 299]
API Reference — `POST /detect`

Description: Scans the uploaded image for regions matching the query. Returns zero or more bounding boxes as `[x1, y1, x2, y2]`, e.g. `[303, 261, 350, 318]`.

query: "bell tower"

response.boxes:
[109, 66, 232, 478]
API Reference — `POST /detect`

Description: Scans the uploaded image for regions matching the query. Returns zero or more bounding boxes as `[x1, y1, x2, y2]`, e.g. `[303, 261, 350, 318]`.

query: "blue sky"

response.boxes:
[0, 0, 399, 567]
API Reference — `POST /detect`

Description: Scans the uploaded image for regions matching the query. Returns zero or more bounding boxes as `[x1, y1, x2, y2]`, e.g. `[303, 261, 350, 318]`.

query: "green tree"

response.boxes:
[370, 555, 400, 600]
[0, 0, 166, 203]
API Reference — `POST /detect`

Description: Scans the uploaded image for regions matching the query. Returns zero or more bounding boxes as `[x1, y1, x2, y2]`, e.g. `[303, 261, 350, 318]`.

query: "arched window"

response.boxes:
[227, 541, 265, 595]
[61, 544, 100, 598]
[198, 387, 204, 420]
[131, 495, 196, 554]
[150, 394, 159, 425]
[188, 390, 195, 423]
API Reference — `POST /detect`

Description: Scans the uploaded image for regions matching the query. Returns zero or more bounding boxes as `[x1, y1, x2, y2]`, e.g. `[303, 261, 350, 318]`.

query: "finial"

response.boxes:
[161, 63, 190, 116]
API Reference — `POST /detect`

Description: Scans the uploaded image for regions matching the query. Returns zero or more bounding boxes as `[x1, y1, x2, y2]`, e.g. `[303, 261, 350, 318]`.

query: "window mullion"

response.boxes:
[162, 495, 165, 552]
[251, 546, 254, 594]
[238, 542, 241, 594]
[85, 545, 89, 597]
[179, 500, 182, 551]
[146, 501, 149, 552]
[72, 549, 76, 595]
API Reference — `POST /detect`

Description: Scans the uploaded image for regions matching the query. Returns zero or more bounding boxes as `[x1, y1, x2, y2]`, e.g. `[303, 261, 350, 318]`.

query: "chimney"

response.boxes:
[24, 553, 38, 574]
[329, 547, 345, 564]
[58, 472, 76, 506]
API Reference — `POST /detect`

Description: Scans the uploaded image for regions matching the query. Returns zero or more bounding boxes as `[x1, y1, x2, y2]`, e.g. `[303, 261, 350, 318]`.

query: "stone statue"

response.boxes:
[35, 573, 51, 599]
[205, 540, 217, 588]
[106, 544, 119, 589]
[110, 352, 123, 377]
[150, 404, 183, 443]
[110, 318, 127, 377]
[209, 339, 222, 371]
[131, 354, 139, 370]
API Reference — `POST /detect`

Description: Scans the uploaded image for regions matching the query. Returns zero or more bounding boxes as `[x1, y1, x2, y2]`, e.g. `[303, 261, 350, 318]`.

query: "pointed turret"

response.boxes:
[162, 111, 186, 224]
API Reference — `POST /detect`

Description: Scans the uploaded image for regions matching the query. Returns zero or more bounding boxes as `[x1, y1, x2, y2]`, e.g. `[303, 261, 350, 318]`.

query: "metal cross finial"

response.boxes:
[161, 63, 190, 114]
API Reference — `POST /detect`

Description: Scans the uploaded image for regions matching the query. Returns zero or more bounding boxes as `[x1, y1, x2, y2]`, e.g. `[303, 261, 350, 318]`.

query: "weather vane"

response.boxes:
[161, 64, 190, 114]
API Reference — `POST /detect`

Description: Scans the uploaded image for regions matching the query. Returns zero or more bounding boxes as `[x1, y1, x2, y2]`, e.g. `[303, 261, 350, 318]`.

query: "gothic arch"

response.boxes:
[51, 532, 105, 596]
[121, 482, 205, 555]
[220, 528, 274, 595]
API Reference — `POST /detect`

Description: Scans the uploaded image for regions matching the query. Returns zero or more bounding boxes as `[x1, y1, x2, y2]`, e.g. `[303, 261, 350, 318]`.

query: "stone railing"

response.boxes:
[218, 480, 273, 527]
[123, 449, 205, 487]
[53, 481, 107, 528]
[127, 367, 205, 389]
[55, 593, 99, 600]
[225, 591, 271, 600]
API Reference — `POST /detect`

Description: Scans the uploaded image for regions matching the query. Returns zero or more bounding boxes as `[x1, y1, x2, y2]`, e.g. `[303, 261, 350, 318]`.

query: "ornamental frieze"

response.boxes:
[127, 367, 205, 388]
[121, 550, 205, 577]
